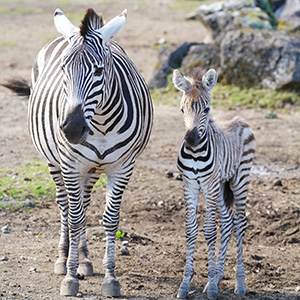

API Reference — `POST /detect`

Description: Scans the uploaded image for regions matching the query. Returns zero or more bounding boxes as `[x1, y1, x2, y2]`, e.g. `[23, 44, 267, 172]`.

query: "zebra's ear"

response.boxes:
[97, 9, 127, 43]
[202, 69, 218, 91]
[54, 8, 79, 40]
[172, 70, 191, 93]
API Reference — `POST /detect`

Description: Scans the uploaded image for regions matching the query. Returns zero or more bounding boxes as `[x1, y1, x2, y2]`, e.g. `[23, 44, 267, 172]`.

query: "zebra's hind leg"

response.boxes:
[48, 164, 69, 275]
[177, 179, 200, 299]
[101, 168, 133, 297]
[215, 185, 234, 286]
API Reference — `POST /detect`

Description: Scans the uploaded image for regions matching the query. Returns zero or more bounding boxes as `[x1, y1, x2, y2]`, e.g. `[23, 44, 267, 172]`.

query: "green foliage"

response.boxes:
[171, 0, 201, 12]
[255, 0, 278, 29]
[0, 160, 107, 210]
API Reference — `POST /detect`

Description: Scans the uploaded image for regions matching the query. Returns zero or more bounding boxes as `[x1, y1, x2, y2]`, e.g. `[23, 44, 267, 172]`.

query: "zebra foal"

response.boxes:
[172, 68, 255, 299]
[2, 8, 152, 297]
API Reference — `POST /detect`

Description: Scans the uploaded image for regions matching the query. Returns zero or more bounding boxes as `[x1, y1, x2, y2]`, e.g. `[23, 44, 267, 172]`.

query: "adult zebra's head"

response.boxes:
[173, 68, 218, 147]
[54, 8, 127, 144]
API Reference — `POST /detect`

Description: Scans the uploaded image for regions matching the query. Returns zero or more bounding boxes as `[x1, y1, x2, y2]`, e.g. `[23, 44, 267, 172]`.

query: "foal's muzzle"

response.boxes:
[184, 127, 200, 147]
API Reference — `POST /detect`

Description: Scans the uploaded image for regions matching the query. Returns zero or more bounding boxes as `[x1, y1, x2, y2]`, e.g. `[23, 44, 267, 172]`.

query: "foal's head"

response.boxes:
[173, 68, 218, 147]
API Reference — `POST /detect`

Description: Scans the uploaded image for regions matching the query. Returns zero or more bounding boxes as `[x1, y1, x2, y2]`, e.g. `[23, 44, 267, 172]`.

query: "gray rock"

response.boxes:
[29, 267, 37, 272]
[220, 29, 300, 89]
[121, 246, 130, 256]
[1, 225, 9, 234]
[0, 256, 8, 261]
[275, 0, 300, 26]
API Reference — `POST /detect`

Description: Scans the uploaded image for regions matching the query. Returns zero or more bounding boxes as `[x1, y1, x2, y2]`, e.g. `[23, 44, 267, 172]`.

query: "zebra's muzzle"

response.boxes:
[61, 104, 90, 144]
[184, 127, 201, 147]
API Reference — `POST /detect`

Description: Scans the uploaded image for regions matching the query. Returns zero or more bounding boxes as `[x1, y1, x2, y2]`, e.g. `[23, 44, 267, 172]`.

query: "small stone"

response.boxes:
[32, 215, 39, 222]
[274, 179, 283, 186]
[266, 112, 277, 119]
[0, 256, 8, 261]
[29, 267, 37, 273]
[276, 267, 286, 273]
[157, 37, 167, 45]
[122, 240, 129, 247]
[76, 273, 85, 280]
[157, 201, 164, 207]
[295, 286, 300, 292]
[140, 254, 147, 259]
[121, 246, 130, 256]
[165, 171, 173, 178]
[1, 225, 9, 234]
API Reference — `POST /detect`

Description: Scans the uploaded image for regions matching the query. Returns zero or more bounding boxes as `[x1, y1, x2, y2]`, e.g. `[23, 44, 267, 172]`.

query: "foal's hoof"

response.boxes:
[60, 276, 79, 296]
[235, 286, 246, 297]
[101, 278, 120, 297]
[54, 259, 67, 275]
[204, 282, 218, 300]
[177, 287, 189, 299]
[78, 260, 94, 276]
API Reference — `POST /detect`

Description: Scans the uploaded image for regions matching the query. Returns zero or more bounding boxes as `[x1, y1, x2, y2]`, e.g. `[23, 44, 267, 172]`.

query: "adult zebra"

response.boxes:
[2, 8, 153, 297]
[172, 69, 255, 299]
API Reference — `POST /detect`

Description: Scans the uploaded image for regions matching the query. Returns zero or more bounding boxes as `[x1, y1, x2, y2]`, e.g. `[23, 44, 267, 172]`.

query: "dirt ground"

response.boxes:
[1, 1, 300, 300]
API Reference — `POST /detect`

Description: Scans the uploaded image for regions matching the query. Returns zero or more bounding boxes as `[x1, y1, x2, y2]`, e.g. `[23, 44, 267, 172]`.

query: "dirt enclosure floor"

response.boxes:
[1, 1, 300, 300]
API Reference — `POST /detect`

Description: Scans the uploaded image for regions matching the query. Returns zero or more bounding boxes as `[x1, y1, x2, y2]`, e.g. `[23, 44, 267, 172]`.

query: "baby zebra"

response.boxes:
[172, 68, 256, 299]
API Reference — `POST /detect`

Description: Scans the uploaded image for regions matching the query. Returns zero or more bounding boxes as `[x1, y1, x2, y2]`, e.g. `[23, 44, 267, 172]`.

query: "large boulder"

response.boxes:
[149, 0, 300, 91]
[220, 29, 300, 89]
[274, 0, 300, 26]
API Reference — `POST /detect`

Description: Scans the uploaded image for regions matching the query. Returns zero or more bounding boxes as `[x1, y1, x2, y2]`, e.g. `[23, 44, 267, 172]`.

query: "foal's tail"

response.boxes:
[1, 78, 31, 98]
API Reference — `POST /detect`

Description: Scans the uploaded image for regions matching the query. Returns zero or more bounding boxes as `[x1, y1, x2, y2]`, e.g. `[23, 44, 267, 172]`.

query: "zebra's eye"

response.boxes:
[61, 65, 65, 72]
[203, 107, 210, 114]
[94, 67, 103, 76]
[180, 108, 184, 114]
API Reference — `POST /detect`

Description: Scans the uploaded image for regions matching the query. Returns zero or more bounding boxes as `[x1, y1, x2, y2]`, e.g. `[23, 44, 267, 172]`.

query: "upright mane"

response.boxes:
[80, 8, 103, 39]
[190, 68, 206, 90]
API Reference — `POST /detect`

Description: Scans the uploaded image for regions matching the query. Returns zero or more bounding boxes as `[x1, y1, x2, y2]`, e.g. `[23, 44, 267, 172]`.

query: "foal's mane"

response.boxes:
[80, 8, 104, 39]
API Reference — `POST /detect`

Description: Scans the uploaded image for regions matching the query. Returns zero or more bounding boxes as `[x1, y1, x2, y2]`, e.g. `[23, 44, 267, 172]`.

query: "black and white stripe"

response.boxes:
[173, 68, 255, 299]
[2, 8, 152, 297]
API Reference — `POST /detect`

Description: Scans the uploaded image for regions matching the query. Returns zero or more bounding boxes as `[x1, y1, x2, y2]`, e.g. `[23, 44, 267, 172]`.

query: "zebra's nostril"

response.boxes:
[184, 128, 200, 147]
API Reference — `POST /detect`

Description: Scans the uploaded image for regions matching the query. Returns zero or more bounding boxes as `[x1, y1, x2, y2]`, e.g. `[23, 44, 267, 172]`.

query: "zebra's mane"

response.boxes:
[80, 8, 103, 39]
[190, 68, 206, 90]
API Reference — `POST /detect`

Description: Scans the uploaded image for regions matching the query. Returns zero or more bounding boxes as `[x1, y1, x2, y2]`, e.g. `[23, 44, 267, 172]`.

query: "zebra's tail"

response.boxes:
[1, 78, 31, 98]
[224, 181, 234, 208]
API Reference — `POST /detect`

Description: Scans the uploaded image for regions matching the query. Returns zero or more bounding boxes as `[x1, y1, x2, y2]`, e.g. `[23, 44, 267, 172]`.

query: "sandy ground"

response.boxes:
[1, 1, 300, 300]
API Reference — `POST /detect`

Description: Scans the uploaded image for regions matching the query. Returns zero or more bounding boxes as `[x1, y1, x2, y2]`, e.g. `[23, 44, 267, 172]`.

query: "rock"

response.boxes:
[29, 267, 37, 273]
[121, 246, 130, 256]
[148, 42, 199, 89]
[157, 200, 164, 207]
[1, 225, 9, 234]
[76, 273, 85, 280]
[166, 171, 173, 178]
[266, 113, 278, 119]
[140, 254, 147, 259]
[220, 29, 300, 89]
[85, 226, 105, 240]
[275, 0, 300, 26]
[274, 179, 283, 186]
[0, 256, 8, 261]
[122, 240, 129, 247]
[276, 266, 286, 273]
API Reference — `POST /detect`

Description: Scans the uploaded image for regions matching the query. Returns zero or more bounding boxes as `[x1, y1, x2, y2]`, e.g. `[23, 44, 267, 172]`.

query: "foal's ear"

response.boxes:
[96, 9, 127, 43]
[172, 70, 191, 93]
[54, 8, 79, 41]
[202, 69, 218, 91]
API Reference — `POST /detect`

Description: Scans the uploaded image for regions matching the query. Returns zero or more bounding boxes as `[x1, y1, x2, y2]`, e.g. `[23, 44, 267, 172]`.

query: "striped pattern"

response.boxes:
[4, 8, 152, 297]
[173, 69, 255, 299]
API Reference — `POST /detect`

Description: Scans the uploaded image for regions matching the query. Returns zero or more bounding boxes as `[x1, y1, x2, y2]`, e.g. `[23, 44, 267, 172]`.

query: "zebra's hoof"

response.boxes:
[101, 278, 120, 297]
[204, 282, 218, 300]
[60, 276, 79, 296]
[177, 288, 189, 299]
[78, 259, 93, 276]
[54, 259, 67, 275]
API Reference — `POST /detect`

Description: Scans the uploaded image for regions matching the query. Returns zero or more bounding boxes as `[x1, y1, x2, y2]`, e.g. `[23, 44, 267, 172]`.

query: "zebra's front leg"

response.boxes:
[203, 192, 218, 300]
[48, 164, 69, 275]
[177, 179, 200, 299]
[77, 174, 100, 276]
[60, 173, 86, 296]
[101, 170, 132, 297]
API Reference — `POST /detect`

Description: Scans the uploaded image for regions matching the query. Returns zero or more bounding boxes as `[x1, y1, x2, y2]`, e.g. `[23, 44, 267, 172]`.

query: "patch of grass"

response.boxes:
[171, 0, 201, 12]
[0, 160, 107, 209]
[151, 74, 300, 111]
[0, 7, 41, 16]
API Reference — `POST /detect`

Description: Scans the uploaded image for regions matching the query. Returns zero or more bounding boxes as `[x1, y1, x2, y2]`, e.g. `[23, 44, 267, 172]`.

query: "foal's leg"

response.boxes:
[230, 174, 250, 296]
[48, 163, 69, 275]
[177, 178, 200, 299]
[215, 183, 233, 284]
[202, 183, 219, 300]
[77, 173, 100, 276]
[101, 165, 133, 297]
